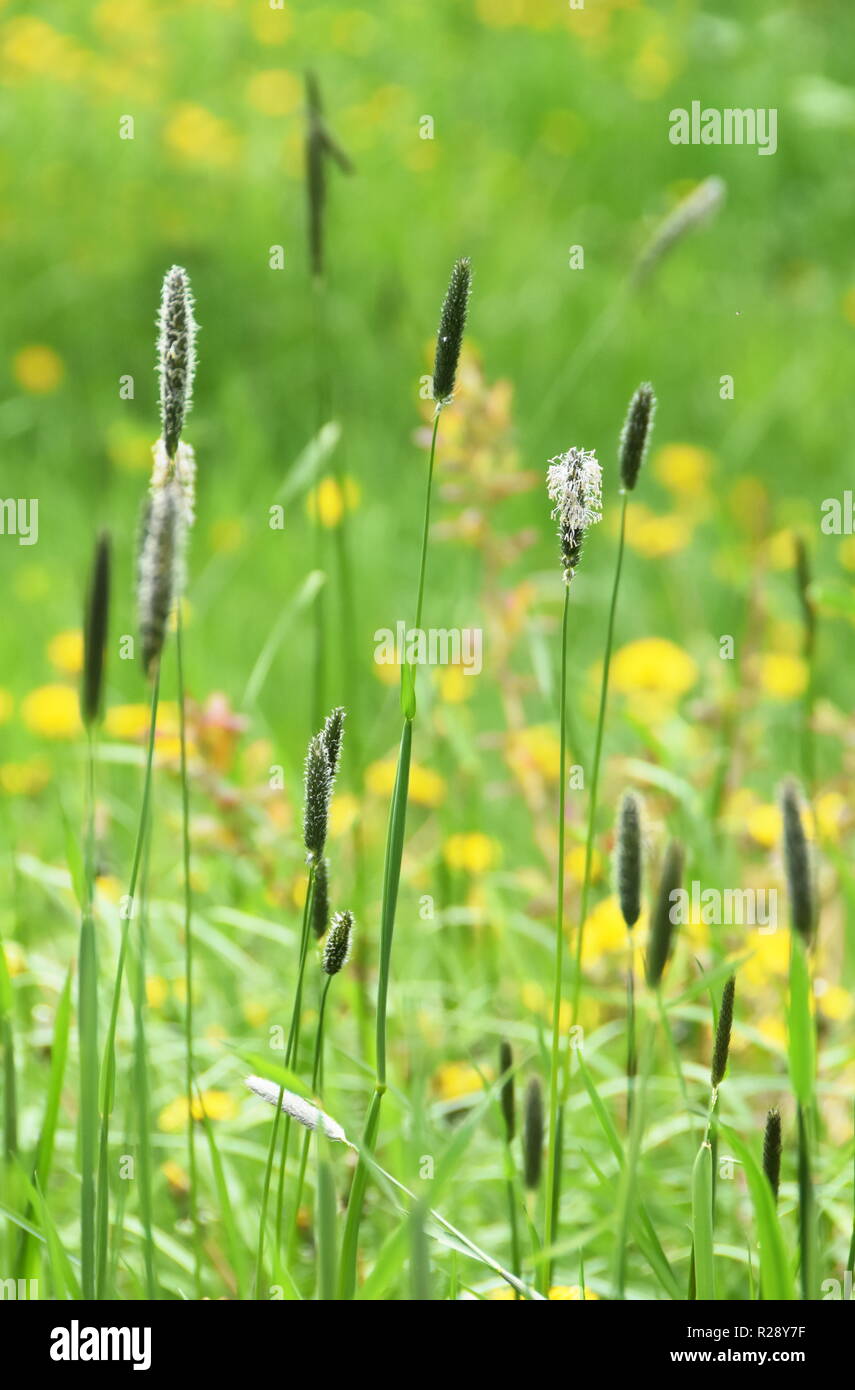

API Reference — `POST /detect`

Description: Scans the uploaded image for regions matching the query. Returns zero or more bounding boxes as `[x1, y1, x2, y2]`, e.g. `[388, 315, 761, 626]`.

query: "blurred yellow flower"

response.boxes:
[625, 503, 692, 558]
[432, 1061, 484, 1102]
[164, 104, 240, 168]
[755, 1014, 787, 1050]
[443, 832, 500, 874]
[0, 758, 50, 795]
[766, 528, 798, 571]
[250, 4, 293, 43]
[246, 68, 300, 116]
[565, 845, 601, 884]
[13, 344, 65, 393]
[505, 724, 561, 781]
[161, 1159, 189, 1194]
[746, 800, 813, 848]
[437, 666, 475, 703]
[330, 792, 359, 837]
[366, 758, 445, 808]
[47, 629, 83, 676]
[158, 1089, 237, 1132]
[743, 928, 789, 985]
[757, 653, 807, 700]
[3, 941, 27, 977]
[580, 895, 630, 966]
[611, 637, 698, 698]
[653, 444, 712, 498]
[0, 689, 12, 724]
[306, 475, 360, 528]
[243, 1000, 269, 1029]
[146, 976, 168, 1010]
[22, 685, 80, 738]
[814, 791, 846, 844]
[549, 1284, 600, 1300]
[817, 983, 853, 1021]
[104, 704, 150, 740]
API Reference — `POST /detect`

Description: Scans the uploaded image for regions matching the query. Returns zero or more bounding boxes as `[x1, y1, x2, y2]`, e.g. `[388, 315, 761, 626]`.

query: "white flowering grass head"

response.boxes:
[546, 446, 603, 583]
[244, 1075, 350, 1145]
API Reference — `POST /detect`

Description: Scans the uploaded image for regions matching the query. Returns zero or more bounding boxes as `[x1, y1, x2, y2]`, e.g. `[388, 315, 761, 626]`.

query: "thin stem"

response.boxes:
[543, 585, 570, 1293]
[95, 668, 161, 1299]
[286, 975, 332, 1265]
[254, 864, 315, 1296]
[338, 408, 442, 1298]
[176, 606, 201, 1297]
[572, 490, 629, 1021]
[78, 729, 98, 1299]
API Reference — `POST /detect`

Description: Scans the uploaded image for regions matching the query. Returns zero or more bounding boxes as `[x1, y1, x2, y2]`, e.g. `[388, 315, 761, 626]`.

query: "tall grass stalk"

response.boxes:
[175, 605, 201, 1295]
[542, 585, 569, 1293]
[95, 671, 160, 1297]
[131, 829, 156, 1297]
[339, 257, 470, 1297]
[78, 735, 98, 1300]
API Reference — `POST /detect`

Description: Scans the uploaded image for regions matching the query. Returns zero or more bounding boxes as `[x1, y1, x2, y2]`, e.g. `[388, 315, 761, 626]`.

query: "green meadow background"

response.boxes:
[1, 0, 854, 1299]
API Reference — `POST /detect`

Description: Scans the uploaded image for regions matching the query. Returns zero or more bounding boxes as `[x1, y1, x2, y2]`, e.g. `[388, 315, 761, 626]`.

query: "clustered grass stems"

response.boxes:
[337, 258, 471, 1300]
[574, 385, 655, 1020]
[780, 777, 818, 1300]
[77, 532, 110, 1299]
[616, 790, 643, 1126]
[95, 266, 197, 1297]
[287, 909, 355, 1262]
[255, 708, 343, 1291]
[541, 443, 602, 1294]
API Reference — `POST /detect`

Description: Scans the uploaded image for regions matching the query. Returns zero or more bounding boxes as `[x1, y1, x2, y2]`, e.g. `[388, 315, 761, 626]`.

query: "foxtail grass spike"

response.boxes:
[432, 257, 472, 405]
[711, 974, 736, 1089]
[312, 857, 330, 939]
[157, 266, 197, 460]
[137, 480, 183, 678]
[522, 1077, 543, 1191]
[245, 1076, 348, 1144]
[780, 779, 814, 943]
[634, 176, 726, 283]
[81, 531, 111, 728]
[321, 705, 346, 780]
[546, 447, 603, 584]
[645, 840, 684, 988]
[499, 1040, 515, 1142]
[616, 791, 642, 928]
[619, 383, 656, 492]
[303, 731, 332, 861]
[323, 909, 354, 976]
[305, 71, 352, 279]
[763, 1108, 782, 1202]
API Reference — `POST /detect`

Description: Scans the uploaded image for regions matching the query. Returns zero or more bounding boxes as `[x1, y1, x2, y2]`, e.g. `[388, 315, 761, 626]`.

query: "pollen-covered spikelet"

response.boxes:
[322, 909, 354, 976]
[244, 1075, 349, 1144]
[619, 383, 656, 493]
[303, 730, 332, 861]
[137, 478, 184, 677]
[546, 447, 602, 583]
[157, 265, 198, 459]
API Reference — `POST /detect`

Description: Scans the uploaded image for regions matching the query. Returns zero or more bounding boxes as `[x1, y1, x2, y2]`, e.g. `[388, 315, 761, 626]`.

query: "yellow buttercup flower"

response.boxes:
[432, 1061, 484, 1102]
[104, 704, 151, 740]
[47, 629, 83, 676]
[579, 895, 632, 966]
[746, 801, 812, 849]
[158, 1090, 236, 1133]
[743, 928, 789, 985]
[330, 792, 359, 837]
[13, 344, 65, 393]
[549, 1284, 600, 1300]
[366, 758, 445, 808]
[814, 791, 846, 844]
[243, 1000, 269, 1029]
[246, 69, 301, 117]
[625, 503, 692, 558]
[164, 104, 240, 168]
[758, 653, 807, 700]
[21, 685, 80, 738]
[0, 758, 50, 795]
[653, 444, 712, 497]
[817, 984, 853, 1022]
[437, 666, 475, 703]
[565, 845, 601, 884]
[306, 475, 361, 528]
[611, 637, 698, 699]
[505, 724, 561, 781]
[443, 832, 500, 874]
[146, 976, 169, 1010]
